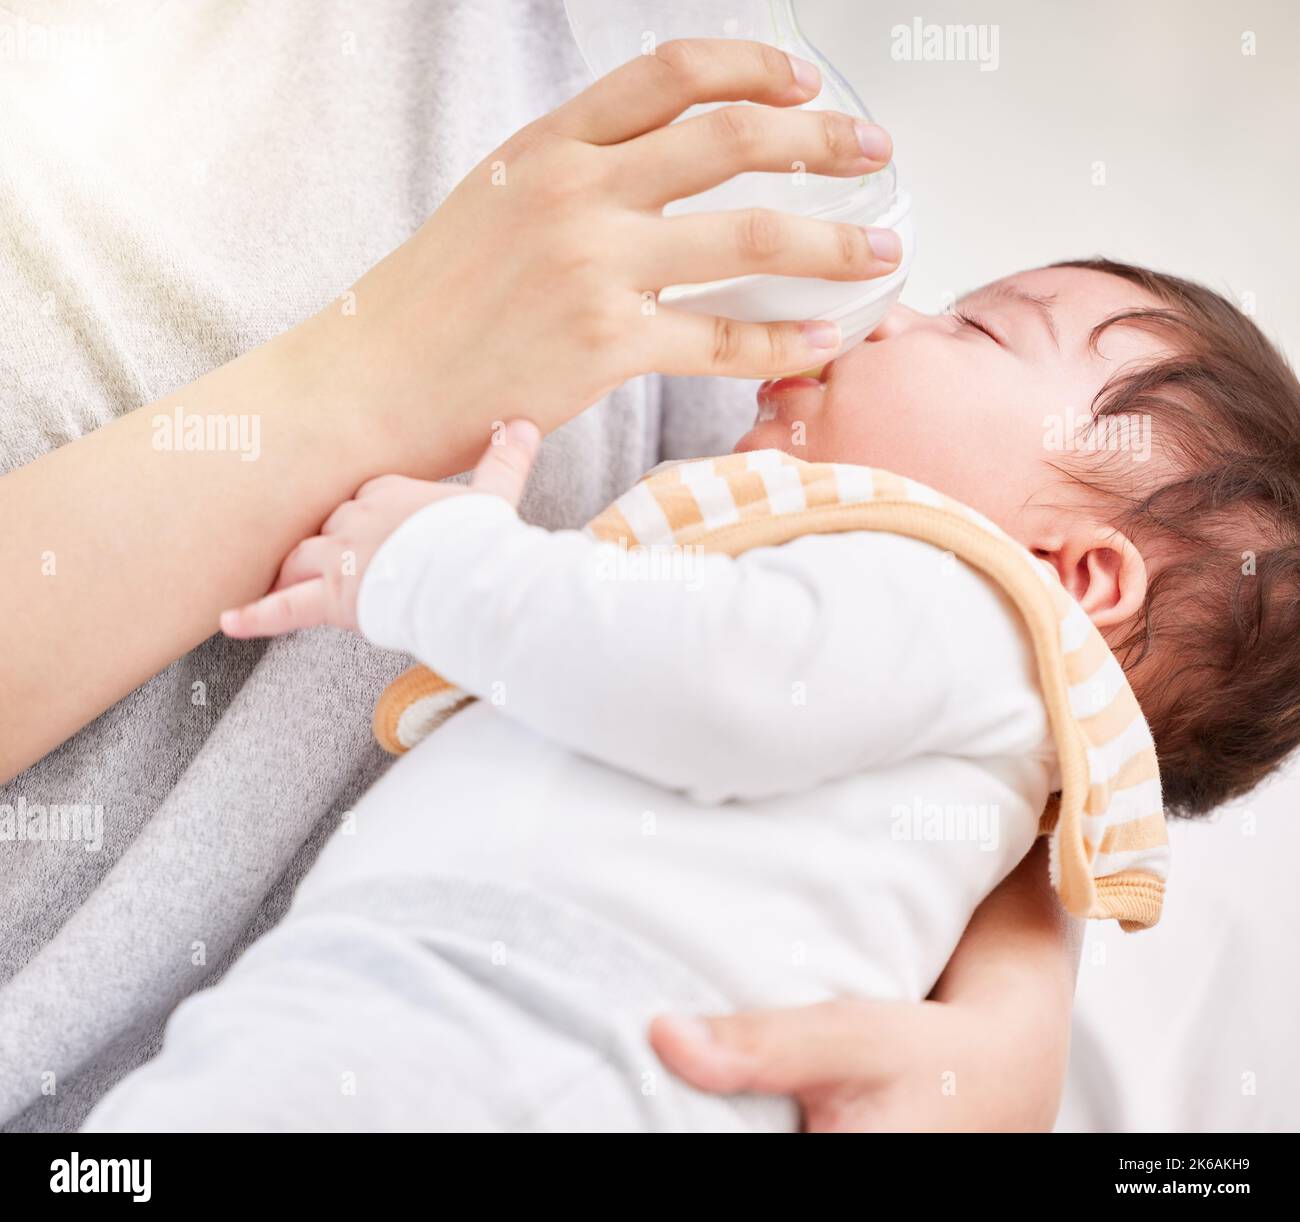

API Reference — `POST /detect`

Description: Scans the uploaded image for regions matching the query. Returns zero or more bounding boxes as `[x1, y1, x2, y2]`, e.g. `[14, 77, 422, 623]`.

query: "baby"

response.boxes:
[85, 259, 1300, 1132]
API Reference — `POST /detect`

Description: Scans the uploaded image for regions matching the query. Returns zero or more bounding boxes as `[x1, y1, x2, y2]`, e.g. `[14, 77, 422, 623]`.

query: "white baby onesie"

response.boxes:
[324, 492, 1058, 1007]
[84, 491, 1060, 1132]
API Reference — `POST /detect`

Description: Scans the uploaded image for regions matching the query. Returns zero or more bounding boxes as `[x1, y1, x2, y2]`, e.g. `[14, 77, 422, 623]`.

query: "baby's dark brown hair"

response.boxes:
[1053, 258, 1300, 817]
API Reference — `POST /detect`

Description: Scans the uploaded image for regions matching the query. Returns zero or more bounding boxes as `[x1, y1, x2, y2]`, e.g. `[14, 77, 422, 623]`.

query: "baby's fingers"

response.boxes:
[220, 579, 328, 639]
[471, 420, 542, 504]
[272, 536, 337, 592]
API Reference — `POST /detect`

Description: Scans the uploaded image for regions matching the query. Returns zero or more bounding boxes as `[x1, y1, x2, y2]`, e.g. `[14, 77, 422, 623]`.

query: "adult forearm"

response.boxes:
[928, 837, 1083, 1127]
[932, 838, 1082, 1006]
[0, 312, 434, 781]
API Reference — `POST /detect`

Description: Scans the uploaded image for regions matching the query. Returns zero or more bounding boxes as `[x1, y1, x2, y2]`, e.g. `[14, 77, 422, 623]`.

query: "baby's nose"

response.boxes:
[867, 303, 928, 341]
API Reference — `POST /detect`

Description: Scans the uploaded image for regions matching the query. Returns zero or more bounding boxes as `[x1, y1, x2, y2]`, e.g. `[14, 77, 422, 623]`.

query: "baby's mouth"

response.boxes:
[756, 375, 823, 422]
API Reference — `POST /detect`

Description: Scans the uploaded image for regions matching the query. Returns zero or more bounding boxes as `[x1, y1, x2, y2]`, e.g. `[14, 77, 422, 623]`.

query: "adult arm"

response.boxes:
[0, 39, 903, 781]
[0, 320, 388, 781]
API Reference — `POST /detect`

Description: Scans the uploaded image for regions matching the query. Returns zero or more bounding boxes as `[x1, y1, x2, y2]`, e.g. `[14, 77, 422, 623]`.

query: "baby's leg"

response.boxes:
[83, 904, 793, 1133]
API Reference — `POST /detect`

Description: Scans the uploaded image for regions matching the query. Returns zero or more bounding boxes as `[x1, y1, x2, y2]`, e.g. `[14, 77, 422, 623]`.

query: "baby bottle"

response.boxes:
[563, 0, 914, 361]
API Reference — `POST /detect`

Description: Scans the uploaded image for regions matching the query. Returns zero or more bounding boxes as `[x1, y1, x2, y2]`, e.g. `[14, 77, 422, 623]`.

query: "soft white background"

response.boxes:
[797, 0, 1300, 1131]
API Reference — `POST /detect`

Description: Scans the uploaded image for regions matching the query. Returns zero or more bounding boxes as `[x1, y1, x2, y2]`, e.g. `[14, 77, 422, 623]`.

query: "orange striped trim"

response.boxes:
[1098, 812, 1168, 855]
[373, 664, 469, 755]
[648, 481, 705, 535]
[798, 463, 844, 509]
[869, 469, 908, 503]
[587, 503, 639, 547]
[730, 469, 772, 522]
[1063, 631, 1112, 687]
[1093, 870, 1165, 931]
[1086, 750, 1162, 813]
[1078, 683, 1143, 745]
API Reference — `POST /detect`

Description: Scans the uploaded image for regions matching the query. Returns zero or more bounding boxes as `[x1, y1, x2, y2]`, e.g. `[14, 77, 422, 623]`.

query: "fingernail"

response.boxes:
[854, 120, 891, 163]
[800, 319, 842, 352]
[787, 53, 821, 95]
[506, 419, 540, 447]
[866, 228, 902, 262]
[219, 610, 238, 634]
[667, 1015, 716, 1044]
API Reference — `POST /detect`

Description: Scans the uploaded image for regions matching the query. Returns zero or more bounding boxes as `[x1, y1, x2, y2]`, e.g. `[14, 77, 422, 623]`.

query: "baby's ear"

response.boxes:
[1037, 525, 1148, 627]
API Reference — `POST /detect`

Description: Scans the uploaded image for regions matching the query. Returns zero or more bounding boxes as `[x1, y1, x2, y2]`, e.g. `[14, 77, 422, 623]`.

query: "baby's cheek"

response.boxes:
[818, 390, 923, 470]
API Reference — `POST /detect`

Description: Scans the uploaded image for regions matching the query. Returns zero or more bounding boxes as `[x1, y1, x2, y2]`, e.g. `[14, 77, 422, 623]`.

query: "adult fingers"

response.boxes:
[543, 39, 821, 145]
[649, 1001, 925, 1096]
[611, 105, 891, 207]
[639, 209, 901, 287]
[644, 308, 843, 380]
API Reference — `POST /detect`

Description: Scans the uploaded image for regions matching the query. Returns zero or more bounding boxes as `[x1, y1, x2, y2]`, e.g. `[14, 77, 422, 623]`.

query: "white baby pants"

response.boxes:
[83, 877, 796, 1133]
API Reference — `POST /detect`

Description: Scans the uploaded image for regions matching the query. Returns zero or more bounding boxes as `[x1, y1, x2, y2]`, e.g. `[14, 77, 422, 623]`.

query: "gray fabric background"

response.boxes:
[0, 0, 756, 1130]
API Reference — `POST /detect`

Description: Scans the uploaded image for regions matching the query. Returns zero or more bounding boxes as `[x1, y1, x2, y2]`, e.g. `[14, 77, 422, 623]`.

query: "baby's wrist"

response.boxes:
[355, 494, 520, 650]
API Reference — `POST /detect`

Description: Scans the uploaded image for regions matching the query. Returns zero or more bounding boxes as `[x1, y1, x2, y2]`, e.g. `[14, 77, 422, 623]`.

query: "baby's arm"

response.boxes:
[224, 426, 1050, 802]
[358, 493, 1050, 803]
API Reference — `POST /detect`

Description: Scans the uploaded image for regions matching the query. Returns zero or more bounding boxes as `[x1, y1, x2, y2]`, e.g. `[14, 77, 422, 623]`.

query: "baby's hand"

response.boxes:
[220, 420, 540, 639]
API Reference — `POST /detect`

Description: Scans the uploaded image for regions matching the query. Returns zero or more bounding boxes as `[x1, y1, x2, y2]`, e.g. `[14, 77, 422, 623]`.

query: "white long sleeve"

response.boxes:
[357, 494, 1052, 803]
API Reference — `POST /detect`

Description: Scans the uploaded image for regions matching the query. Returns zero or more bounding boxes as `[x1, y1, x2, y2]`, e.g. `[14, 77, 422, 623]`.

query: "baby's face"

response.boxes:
[737, 266, 1169, 545]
